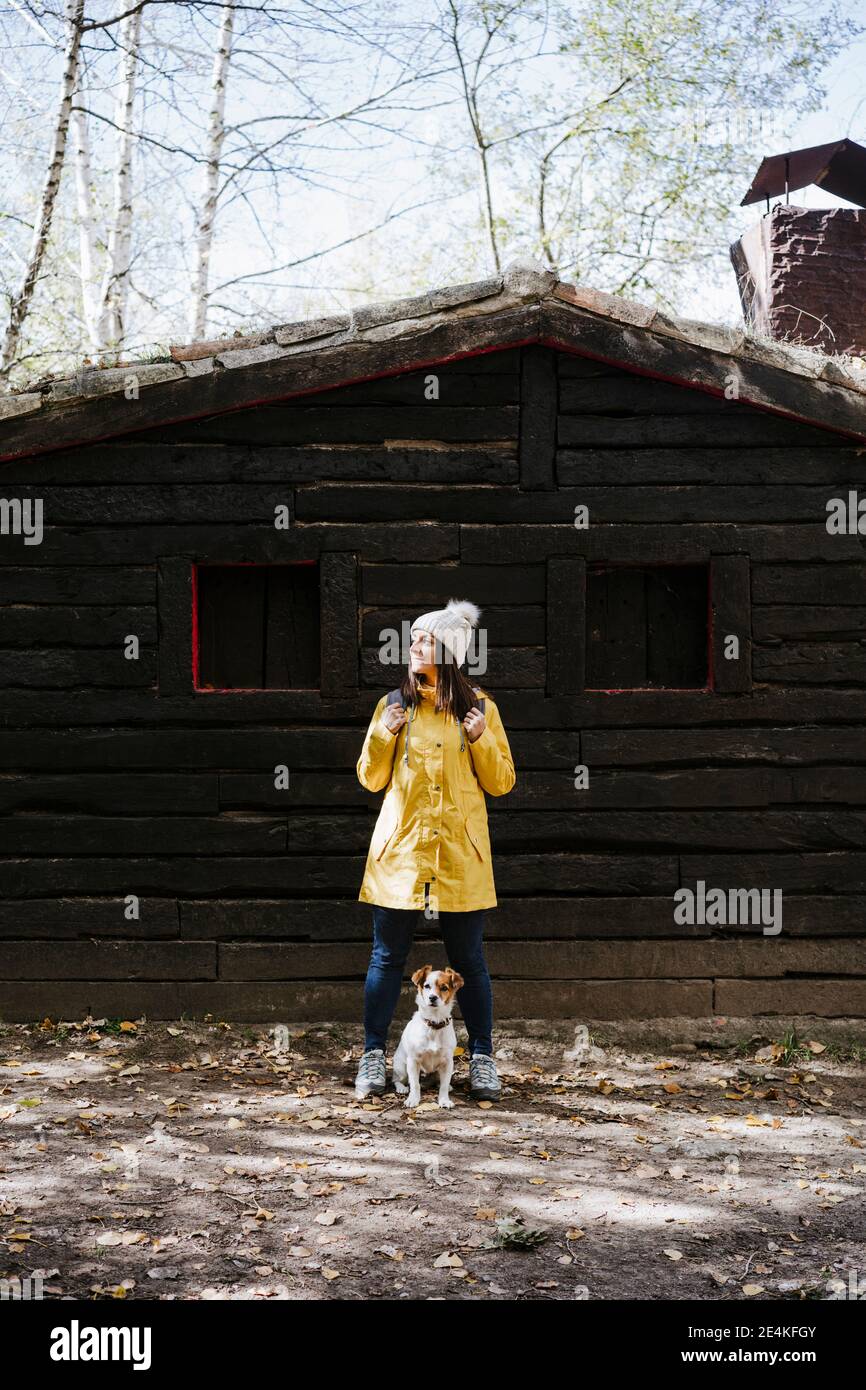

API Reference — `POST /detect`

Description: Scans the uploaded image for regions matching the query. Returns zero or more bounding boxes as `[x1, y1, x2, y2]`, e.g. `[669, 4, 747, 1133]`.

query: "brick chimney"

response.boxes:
[730, 139, 866, 357]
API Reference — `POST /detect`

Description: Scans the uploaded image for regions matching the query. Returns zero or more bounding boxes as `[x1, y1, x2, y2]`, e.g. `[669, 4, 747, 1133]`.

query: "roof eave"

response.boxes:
[3, 275, 866, 461]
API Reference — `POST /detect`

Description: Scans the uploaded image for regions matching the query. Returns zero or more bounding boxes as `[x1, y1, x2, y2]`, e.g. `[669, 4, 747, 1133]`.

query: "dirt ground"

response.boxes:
[1, 1013, 865, 1302]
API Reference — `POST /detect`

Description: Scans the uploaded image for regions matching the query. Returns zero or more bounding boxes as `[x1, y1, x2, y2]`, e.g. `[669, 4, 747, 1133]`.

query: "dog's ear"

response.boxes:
[444, 968, 465, 993]
[411, 964, 433, 991]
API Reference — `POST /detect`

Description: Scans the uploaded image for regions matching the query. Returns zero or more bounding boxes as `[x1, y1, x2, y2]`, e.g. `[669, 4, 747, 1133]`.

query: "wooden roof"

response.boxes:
[3, 260, 866, 462]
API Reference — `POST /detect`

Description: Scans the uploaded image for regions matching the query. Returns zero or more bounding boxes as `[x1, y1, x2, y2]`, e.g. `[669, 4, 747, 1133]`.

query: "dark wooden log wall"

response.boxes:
[1, 344, 865, 1023]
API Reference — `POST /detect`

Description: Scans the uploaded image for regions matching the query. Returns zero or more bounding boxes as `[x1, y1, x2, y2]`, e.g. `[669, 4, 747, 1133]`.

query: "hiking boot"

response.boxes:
[355, 1048, 386, 1097]
[468, 1052, 502, 1101]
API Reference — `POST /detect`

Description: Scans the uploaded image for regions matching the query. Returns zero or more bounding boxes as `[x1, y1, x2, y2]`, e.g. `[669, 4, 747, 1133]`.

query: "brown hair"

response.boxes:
[398, 659, 482, 722]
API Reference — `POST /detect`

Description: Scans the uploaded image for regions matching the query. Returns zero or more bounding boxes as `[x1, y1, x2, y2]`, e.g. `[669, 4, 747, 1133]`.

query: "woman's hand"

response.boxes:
[380, 703, 408, 736]
[463, 706, 486, 743]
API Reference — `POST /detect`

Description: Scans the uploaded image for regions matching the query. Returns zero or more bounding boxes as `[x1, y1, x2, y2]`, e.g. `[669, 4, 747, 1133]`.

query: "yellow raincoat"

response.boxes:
[356, 683, 516, 912]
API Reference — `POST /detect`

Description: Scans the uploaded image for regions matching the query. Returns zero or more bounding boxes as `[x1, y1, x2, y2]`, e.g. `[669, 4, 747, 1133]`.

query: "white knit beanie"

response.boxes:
[411, 598, 481, 667]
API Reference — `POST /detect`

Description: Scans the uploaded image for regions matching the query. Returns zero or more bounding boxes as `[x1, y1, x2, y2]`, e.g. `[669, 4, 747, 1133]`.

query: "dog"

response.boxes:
[392, 964, 464, 1109]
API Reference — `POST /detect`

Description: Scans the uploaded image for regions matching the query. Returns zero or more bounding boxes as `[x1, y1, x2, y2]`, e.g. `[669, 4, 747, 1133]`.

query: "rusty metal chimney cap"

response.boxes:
[740, 138, 866, 209]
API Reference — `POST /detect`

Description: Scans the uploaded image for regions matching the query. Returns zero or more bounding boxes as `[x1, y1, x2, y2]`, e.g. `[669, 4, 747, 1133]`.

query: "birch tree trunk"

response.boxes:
[71, 100, 101, 350]
[447, 0, 502, 274]
[96, 6, 142, 355]
[190, 0, 235, 340]
[0, 0, 85, 381]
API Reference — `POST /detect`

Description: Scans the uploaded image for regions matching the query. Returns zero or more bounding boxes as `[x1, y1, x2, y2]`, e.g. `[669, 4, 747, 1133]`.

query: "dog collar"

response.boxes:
[425, 1018, 449, 1030]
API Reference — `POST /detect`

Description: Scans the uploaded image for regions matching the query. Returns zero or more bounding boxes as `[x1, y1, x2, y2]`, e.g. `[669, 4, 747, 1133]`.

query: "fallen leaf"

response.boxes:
[96, 1230, 148, 1247]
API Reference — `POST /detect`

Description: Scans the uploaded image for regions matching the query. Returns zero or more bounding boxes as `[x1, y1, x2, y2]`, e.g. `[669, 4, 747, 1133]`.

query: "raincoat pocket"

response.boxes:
[371, 798, 400, 861]
[464, 815, 487, 862]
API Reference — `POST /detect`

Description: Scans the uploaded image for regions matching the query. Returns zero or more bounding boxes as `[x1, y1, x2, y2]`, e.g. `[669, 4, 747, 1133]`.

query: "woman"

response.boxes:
[354, 598, 516, 1102]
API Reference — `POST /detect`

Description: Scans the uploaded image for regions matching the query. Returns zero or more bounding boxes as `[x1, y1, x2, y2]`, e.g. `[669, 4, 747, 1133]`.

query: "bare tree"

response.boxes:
[95, 4, 143, 352]
[445, 0, 519, 272]
[190, 0, 235, 339]
[0, 0, 85, 381]
[71, 87, 101, 348]
[0, 2, 452, 375]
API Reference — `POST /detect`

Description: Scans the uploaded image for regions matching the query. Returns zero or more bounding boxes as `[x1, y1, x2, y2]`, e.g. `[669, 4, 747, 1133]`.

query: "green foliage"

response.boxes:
[422, 0, 860, 306]
[486, 1215, 549, 1249]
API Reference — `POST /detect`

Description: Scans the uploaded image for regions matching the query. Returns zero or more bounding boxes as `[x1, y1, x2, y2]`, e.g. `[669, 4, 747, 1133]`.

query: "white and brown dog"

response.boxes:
[392, 964, 464, 1109]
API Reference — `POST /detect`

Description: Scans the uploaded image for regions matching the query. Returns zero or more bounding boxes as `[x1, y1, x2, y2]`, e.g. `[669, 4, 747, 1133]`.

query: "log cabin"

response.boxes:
[2, 258, 866, 1023]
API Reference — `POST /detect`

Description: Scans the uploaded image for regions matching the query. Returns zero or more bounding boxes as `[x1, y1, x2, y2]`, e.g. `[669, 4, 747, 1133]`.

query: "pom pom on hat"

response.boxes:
[443, 598, 481, 628]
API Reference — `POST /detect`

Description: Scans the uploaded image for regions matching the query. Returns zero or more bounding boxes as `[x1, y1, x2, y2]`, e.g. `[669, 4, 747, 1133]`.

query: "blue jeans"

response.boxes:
[363, 901, 493, 1057]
